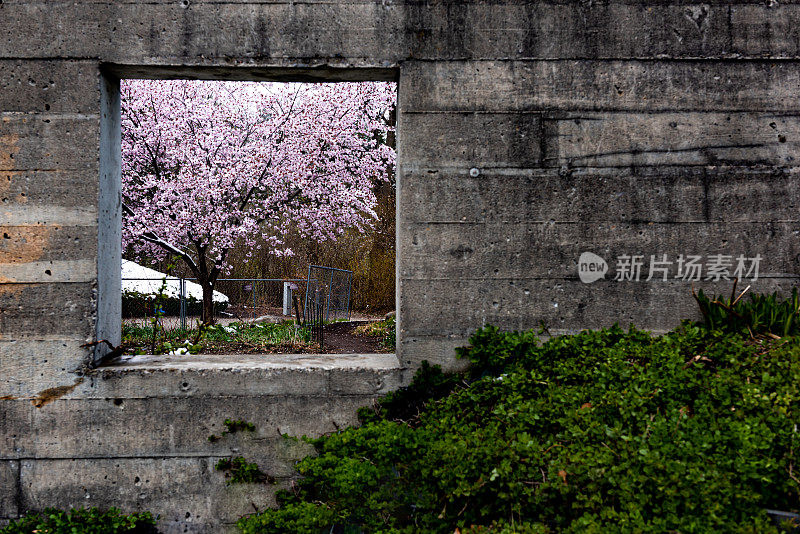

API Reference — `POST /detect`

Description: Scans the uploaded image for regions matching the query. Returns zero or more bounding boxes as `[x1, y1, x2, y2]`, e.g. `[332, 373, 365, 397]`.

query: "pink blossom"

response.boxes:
[121, 79, 396, 322]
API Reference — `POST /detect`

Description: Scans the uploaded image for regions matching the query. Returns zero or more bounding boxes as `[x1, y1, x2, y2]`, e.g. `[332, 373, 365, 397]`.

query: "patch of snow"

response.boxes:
[122, 259, 229, 304]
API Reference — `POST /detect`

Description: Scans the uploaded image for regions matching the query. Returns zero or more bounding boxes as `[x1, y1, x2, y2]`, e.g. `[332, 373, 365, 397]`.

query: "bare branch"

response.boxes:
[122, 202, 199, 274]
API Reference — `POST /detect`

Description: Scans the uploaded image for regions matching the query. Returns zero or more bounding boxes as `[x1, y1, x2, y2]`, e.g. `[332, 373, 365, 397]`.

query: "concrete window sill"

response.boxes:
[103, 352, 400, 371]
[86, 353, 406, 398]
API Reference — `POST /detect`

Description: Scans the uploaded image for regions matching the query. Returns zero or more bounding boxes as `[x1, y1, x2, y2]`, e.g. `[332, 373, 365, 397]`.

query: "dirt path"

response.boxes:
[323, 321, 389, 353]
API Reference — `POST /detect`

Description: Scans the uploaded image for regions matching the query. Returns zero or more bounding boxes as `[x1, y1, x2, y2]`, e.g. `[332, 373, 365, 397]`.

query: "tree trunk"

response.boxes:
[201, 281, 216, 325]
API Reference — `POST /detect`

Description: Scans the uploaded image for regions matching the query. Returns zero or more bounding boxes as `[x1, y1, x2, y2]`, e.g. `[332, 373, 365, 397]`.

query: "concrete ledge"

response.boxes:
[103, 352, 401, 371]
[70, 354, 407, 399]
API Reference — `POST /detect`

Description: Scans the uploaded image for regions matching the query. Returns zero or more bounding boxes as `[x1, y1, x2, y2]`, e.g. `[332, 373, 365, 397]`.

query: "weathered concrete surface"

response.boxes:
[19, 457, 283, 534]
[402, 112, 542, 167]
[398, 277, 800, 368]
[545, 112, 800, 167]
[105, 352, 400, 371]
[0, 61, 100, 113]
[5, 2, 800, 62]
[0, 338, 90, 398]
[401, 166, 800, 224]
[0, 226, 96, 261]
[0, 115, 99, 171]
[3, 0, 800, 531]
[401, 277, 798, 336]
[401, 221, 800, 279]
[84, 353, 406, 398]
[400, 60, 800, 113]
[0, 283, 95, 337]
[1, 358, 405, 532]
[0, 461, 18, 519]
[1, 396, 369, 460]
[1, 170, 100, 211]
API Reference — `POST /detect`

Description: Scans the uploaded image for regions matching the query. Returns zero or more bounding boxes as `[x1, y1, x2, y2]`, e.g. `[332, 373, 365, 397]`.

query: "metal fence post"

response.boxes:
[179, 278, 186, 330]
[346, 271, 352, 321]
[305, 265, 312, 323]
[325, 269, 332, 322]
[283, 282, 291, 316]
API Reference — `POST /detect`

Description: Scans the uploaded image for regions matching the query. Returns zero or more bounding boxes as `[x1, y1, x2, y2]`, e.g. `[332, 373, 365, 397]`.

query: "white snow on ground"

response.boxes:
[122, 259, 229, 303]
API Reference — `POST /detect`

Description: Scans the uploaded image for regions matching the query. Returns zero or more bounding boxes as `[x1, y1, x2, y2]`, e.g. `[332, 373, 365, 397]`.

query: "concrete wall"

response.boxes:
[0, 354, 405, 532]
[2, 0, 800, 530]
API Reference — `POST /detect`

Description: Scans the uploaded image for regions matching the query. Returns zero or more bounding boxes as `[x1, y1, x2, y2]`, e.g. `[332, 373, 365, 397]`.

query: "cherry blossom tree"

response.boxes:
[121, 79, 396, 323]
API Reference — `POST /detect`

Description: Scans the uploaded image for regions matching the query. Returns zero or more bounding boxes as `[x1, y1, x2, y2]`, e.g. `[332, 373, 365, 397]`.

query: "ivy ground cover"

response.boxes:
[240, 320, 800, 533]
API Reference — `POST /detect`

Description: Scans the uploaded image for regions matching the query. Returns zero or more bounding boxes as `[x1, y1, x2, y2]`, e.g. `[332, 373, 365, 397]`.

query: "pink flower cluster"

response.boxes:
[121, 79, 396, 276]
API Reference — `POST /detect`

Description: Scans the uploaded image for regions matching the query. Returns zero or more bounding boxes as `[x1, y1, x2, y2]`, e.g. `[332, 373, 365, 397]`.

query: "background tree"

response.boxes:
[219, 104, 397, 314]
[122, 79, 396, 323]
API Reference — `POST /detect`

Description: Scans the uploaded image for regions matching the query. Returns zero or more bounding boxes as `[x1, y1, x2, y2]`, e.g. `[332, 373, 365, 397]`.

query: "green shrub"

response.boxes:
[238, 318, 800, 533]
[237, 501, 339, 534]
[205, 322, 310, 346]
[694, 285, 800, 338]
[357, 360, 462, 425]
[1, 507, 157, 534]
[122, 321, 311, 355]
[121, 289, 228, 318]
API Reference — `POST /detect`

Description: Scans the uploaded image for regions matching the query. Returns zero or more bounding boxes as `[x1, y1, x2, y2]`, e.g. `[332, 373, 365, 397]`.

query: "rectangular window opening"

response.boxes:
[98, 68, 398, 366]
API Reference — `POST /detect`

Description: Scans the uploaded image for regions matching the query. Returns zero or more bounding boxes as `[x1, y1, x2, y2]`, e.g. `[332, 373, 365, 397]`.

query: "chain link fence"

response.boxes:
[123, 277, 309, 329]
[305, 265, 354, 322]
[123, 268, 353, 330]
